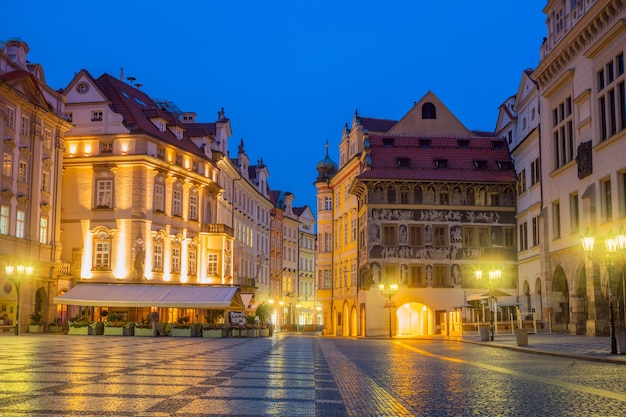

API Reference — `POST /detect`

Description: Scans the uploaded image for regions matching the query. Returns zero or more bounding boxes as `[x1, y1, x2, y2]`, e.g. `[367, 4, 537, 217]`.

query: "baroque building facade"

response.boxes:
[528, 0, 626, 336]
[316, 92, 518, 337]
[0, 38, 72, 333]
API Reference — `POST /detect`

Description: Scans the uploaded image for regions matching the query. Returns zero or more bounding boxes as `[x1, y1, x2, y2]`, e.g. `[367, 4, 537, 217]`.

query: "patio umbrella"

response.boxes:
[482, 289, 511, 298]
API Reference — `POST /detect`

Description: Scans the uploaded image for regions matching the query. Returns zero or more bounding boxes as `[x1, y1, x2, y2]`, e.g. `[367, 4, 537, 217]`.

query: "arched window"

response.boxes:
[422, 102, 436, 119]
[414, 186, 423, 204]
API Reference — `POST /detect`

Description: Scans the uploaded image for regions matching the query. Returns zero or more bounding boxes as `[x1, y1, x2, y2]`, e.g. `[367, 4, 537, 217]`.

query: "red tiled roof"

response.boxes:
[358, 134, 516, 183]
[359, 116, 397, 133]
[95, 74, 207, 159]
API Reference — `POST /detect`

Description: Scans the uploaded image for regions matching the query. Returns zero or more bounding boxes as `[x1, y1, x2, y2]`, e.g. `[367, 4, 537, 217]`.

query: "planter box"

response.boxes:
[68, 326, 89, 335]
[259, 328, 270, 337]
[29, 324, 44, 333]
[171, 327, 192, 337]
[104, 326, 124, 336]
[202, 329, 223, 338]
[49, 325, 62, 333]
[134, 327, 153, 337]
[246, 329, 258, 338]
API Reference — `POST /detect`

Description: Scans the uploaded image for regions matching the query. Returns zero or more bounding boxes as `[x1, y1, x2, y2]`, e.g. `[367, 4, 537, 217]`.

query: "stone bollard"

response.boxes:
[516, 328, 528, 346]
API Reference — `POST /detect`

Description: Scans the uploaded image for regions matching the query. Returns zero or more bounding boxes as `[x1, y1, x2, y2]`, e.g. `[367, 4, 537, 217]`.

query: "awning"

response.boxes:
[54, 284, 244, 309]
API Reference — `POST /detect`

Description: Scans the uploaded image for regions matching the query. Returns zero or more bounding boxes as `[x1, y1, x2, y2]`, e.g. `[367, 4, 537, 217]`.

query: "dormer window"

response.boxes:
[420, 139, 431, 149]
[457, 139, 469, 149]
[397, 157, 410, 168]
[498, 161, 513, 170]
[474, 160, 488, 170]
[91, 111, 103, 122]
[491, 140, 505, 150]
[435, 159, 448, 169]
[382, 138, 395, 148]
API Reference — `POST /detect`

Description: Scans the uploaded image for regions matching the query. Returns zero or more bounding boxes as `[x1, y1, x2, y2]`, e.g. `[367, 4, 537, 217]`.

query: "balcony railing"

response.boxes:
[202, 223, 234, 236]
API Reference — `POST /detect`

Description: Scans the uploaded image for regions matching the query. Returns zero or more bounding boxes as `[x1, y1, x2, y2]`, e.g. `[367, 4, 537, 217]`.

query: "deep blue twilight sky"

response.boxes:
[4, 1, 546, 212]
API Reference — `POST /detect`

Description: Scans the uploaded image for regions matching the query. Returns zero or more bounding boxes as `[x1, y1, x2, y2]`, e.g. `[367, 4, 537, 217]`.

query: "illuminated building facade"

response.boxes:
[316, 92, 518, 337]
[521, 0, 626, 336]
[59, 70, 237, 323]
[0, 38, 72, 333]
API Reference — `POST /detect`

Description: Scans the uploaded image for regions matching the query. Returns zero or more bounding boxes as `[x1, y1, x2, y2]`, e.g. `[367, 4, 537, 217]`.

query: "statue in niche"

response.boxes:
[132, 238, 145, 280]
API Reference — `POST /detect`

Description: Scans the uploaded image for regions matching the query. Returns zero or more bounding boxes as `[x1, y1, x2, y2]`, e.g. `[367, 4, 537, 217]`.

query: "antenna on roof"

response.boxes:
[127, 76, 136, 86]
[135, 84, 142, 89]
[120, 67, 124, 81]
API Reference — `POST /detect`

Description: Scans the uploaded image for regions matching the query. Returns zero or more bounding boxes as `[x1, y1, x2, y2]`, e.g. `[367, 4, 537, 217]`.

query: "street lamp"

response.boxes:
[581, 226, 625, 354]
[5, 264, 34, 336]
[379, 283, 398, 338]
[475, 268, 501, 341]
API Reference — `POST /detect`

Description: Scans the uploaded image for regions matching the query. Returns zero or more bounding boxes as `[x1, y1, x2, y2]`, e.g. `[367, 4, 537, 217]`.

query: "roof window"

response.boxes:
[457, 139, 469, 149]
[474, 160, 488, 170]
[396, 157, 410, 168]
[491, 140, 505, 150]
[420, 139, 431, 149]
[382, 138, 395, 148]
[435, 159, 448, 169]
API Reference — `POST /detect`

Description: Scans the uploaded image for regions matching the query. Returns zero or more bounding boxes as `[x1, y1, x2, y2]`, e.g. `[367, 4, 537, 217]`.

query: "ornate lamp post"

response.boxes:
[475, 268, 501, 341]
[581, 226, 625, 354]
[5, 264, 34, 336]
[379, 282, 398, 338]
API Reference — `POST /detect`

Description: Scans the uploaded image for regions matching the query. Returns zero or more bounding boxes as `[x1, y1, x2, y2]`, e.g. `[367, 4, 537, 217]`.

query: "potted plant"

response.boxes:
[103, 311, 128, 336]
[67, 314, 89, 335]
[29, 311, 44, 333]
[49, 317, 63, 333]
[171, 316, 192, 337]
[202, 323, 223, 338]
[134, 317, 153, 337]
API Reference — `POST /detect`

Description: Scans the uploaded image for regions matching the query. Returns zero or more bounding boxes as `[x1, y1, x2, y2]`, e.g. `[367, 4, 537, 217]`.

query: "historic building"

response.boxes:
[294, 204, 318, 325]
[495, 70, 543, 323]
[316, 92, 518, 337]
[0, 38, 72, 334]
[57, 70, 245, 323]
[528, 0, 626, 336]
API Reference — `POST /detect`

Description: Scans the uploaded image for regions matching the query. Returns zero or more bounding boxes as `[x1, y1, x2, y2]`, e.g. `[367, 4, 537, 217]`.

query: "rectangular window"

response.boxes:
[552, 97, 574, 169]
[434, 265, 449, 287]
[620, 171, 626, 217]
[601, 178, 612, 221]
[5, 107, 15, 130]
[171, 247, 180, 273]
[324, 270, 332, 289]
[100, 142, 113, 154]
[189, 195, 198, 220]
[91, 111, 103, 121]
[154, 183, 165, 212]
[324, 197, 332, 210]
[2, 153, 11, 177]
[325, 232, 332, 252]
[153, 243, 163, 271]
[18, 160, 28, 183]
[504, 228, 515, 247]
[400, 189, 409, 204]
[598, 52, 626, 141]
[94, 240, 110, 269]
[382, 224, 397, 246]
[517, 169, 527, 194]
[20, 115, 30, 137]
[519, 222, 528, 251]
[44, 129, 52, 149]
[16, 210, 25, 238]
[39, 217, 48, 244]
[172, 189, 182, 216]
[0, 206, 9, 235]
[532, 216, 540, 247]
[344, 221, 348, 245]
[433, 226, 447, 247]
[552, 201, 561, 238]
[188, 249, 197, 276]
[351, 218, 357, 242]
[207, 253, 218, 276]
[570, 193, 579, 233]
[409, 225, 423, 247]
[530, 158, 540, 185]
[64, 112, 72, 122]
[96, 179, 113, 208]
[41, 171, 50, 193]
[463, 227, 476, 247]
[478, 227, 490, 247]
[409, 265, 424, 288]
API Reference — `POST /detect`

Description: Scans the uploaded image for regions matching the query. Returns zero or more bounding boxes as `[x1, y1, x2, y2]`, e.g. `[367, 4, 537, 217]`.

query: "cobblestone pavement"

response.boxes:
[0, 332, 625, 416]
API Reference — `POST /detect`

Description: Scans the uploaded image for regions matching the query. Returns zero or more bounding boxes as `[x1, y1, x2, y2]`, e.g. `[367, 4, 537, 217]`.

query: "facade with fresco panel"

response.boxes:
[317, 91, 518, 337]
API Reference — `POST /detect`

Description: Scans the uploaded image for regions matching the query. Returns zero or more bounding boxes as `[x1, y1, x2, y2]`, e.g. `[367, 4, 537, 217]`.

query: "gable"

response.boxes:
[64, 70, 109, 105]
[388, 91, 472, 137]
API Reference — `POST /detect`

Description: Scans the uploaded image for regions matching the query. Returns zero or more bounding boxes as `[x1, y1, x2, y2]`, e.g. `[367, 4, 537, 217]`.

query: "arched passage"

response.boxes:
[350, 306, 358, 337]
[551, 265, 570, 332]
[396, 302, 433, 336]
